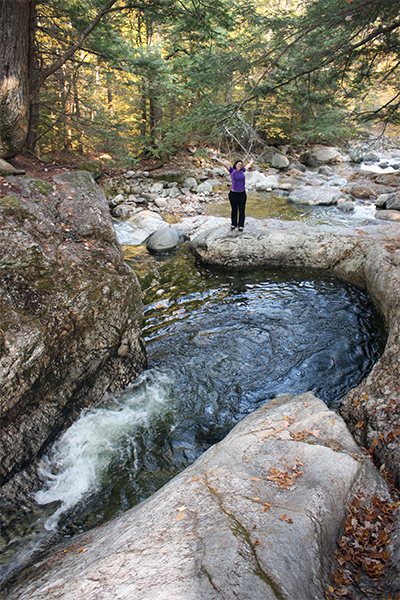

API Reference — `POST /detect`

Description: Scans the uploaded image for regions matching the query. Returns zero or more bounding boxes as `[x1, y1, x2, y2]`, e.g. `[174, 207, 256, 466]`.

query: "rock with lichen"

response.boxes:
[0, 170, 146, 509]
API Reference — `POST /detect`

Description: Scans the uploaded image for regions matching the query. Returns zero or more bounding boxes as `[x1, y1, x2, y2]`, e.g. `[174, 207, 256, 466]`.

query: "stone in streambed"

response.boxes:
[288, 187, 342, 205]
[146, 226, 188, 253]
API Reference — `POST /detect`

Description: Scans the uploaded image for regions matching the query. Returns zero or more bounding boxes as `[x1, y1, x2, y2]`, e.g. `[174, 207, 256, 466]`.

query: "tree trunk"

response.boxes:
[73, 66, 83, 155]
[0, 0, 32, 158]
[26, 100, 40, 153]
[140, 79, 147, 138]
[149, 84, 162, 146]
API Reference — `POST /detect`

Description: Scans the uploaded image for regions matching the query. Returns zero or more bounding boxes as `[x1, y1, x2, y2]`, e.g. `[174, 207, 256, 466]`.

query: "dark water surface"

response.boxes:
[0, 244, 385, 581]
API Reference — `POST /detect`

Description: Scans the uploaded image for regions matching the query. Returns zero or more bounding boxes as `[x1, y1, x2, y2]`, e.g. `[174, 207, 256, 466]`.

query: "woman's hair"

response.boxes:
[232, 159, 243, 169]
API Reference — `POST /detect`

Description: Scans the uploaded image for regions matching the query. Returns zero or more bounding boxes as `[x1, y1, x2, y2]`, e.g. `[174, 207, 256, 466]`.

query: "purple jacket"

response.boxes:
[229, 166, 246, 192]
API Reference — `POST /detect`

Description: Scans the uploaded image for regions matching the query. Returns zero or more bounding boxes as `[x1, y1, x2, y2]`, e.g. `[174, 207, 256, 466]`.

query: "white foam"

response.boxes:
[360, 164, 395, 174]
[352, 204, 376, 220]
[34, 369, 174, 530]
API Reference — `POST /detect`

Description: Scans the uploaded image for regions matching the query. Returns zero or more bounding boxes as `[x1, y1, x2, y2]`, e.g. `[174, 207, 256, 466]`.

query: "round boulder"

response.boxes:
[146, 227, 187, 254]
[271, 152, 290, 169]
[337, 201, 355, 213]
[196, 180, 214, 194]
[184, 177, 198, 190]
[299, 151, 318, 167]
[375, 210, 400, 222]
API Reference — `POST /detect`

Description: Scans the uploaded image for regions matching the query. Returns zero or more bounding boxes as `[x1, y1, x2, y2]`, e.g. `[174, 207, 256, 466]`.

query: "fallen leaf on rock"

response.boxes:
[280, 514, 287, 520]
[174, 511, 186, 521]
[266, 464, 303, 488]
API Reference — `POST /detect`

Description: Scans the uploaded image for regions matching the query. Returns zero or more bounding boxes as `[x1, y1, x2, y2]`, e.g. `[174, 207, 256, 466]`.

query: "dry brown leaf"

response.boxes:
[174, 511, 186, 521]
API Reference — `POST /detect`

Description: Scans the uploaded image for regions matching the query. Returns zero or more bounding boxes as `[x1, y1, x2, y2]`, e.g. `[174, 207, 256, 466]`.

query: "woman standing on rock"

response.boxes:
[212, 155, 254, 231]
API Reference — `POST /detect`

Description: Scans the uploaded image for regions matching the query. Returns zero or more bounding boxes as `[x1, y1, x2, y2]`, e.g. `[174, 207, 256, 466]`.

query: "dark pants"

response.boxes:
[229, 190, 247, 227]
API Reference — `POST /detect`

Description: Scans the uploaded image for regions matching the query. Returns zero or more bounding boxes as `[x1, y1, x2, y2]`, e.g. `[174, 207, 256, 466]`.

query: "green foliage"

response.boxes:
[27, 0, 400, 160]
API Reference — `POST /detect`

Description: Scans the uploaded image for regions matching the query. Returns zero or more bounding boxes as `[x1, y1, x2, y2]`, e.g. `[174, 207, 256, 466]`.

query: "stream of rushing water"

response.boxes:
[0, 186, 387, 582]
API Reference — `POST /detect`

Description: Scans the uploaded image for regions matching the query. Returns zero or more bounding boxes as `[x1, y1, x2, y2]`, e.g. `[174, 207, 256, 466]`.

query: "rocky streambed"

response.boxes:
[1, 143, 400, 599]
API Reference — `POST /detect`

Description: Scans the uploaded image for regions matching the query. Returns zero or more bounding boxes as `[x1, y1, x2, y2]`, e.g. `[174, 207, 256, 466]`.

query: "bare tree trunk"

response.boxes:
[26, 48, 41, 153]
[0, 0, 32, 158]
[57, 63, 70, 151]
[73, 67, 83, 155]
[106, 70, 114, 116]
[140, 79, 147, 138]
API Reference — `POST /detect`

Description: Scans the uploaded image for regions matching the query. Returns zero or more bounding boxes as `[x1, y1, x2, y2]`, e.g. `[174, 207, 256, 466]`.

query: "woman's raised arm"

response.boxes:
[211, 155, 230, 172]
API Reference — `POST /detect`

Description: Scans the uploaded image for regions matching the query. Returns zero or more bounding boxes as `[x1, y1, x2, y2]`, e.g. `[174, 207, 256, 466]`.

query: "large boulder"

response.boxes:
[375, 172, 400, 187]
[122, 209, 168, 244]
[288, 187, 342, 205]
[0, 171, 146, 507]
[4, 393, 398, 600]
[387, 192, 400, 211]
[196, 180, 214, 194]
[271, 152, 290, 169]
[348, 185, 377, 199]
[259, 146, 290, 169]
[184, 176, 198, 190]
[311, 145, 346, 163]
[299, 150, 318, 167]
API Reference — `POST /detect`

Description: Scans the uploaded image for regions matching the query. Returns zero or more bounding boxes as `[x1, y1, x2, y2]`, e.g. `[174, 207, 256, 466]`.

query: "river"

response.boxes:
[0, 177, 386, 583]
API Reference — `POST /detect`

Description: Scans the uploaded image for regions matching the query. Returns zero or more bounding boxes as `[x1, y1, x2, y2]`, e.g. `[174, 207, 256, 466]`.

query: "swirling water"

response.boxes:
[0, 245, 385, 581]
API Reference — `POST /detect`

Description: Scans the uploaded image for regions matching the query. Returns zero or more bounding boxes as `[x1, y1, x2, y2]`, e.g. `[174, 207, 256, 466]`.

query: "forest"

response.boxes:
[1, 0, 400, 164]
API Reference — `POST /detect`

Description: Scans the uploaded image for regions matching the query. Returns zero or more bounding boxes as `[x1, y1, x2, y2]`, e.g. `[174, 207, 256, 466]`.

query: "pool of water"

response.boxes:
[0, 245, 386, 582]
[37, 248, 384, 523]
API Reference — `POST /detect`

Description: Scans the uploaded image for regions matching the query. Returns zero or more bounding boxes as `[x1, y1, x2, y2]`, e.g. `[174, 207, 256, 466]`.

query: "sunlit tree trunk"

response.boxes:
[73, 65, 83, 155]
[57, 62, 70, 150]
[106, 71, 114, 116]
[0, 0, 33, 158]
